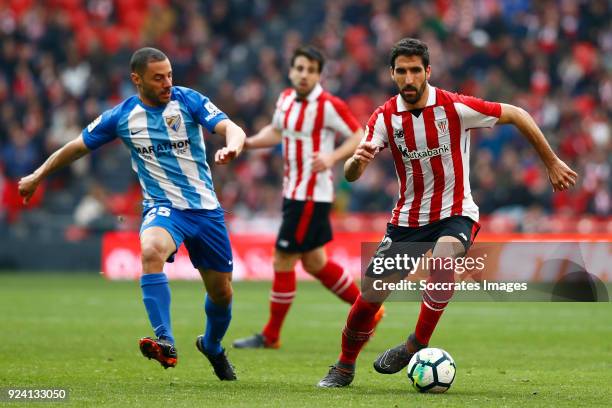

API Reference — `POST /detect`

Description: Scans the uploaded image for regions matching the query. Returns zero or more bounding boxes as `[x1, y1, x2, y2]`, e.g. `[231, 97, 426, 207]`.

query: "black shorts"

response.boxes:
[275, 199, 333, 253]
[365, 216, 480, 278]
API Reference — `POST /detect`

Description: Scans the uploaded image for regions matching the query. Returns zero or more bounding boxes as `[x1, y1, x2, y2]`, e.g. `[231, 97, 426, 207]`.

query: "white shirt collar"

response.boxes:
[301, 83, 323, 102]
[396, 84, 436, 112]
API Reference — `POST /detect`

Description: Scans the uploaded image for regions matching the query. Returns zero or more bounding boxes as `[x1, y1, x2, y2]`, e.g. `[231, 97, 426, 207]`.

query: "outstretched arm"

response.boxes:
[498, 104, 578, 192]
[214, 119, 246, 164]
[18, 135, 90, 203]
[312, 128, 364, 173]
[244, 124, 282, 150]
[344, 141, 380, 182]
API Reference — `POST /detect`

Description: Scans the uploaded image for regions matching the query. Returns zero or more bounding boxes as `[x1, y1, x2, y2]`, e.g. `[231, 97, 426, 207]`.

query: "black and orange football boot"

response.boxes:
[139, 337, 178, 369]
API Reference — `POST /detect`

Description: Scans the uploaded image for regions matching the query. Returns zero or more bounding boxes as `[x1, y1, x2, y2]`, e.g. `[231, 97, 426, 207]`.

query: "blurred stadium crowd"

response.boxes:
[0, 0, 610, 236]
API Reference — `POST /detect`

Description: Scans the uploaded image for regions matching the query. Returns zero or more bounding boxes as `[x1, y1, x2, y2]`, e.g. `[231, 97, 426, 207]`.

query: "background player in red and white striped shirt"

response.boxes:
[318, 38, 577, 387]
[234, 46, 383, 349]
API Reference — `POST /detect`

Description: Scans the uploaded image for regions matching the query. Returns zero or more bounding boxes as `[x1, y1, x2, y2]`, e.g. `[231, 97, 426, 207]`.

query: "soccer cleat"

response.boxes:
[373, 333, 426, 374]
[196, 335, 237, 381]
[317, 365, 355, 388]
[139, 337, 177, 369]
[232, 333, 281, 349]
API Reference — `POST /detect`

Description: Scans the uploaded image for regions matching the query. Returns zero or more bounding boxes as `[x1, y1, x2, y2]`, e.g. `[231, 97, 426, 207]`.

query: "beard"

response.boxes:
[293, 82, 314, 99]
[399, 81, 427, 104]
[141, 85, 169, 106]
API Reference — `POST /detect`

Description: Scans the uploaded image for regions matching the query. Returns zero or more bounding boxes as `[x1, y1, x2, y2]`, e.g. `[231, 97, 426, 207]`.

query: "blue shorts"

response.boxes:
[140, 205, 233, 272]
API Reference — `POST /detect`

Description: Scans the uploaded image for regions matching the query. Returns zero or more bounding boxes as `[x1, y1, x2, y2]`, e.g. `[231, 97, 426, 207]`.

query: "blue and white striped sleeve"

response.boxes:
[181, 87, 229, 133]
[82, 108, 119, 150]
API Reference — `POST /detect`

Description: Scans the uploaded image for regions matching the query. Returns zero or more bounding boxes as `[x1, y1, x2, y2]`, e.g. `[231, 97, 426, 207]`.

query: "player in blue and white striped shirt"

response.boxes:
[18, 47, 245, 380]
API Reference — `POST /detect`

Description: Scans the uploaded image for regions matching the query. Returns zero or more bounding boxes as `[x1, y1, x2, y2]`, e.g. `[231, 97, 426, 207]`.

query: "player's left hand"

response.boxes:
[215, 147, 238, 164]
[18, 173, 41, 204]
[546, 158, 578, 192]
[311, 153, 334, 172]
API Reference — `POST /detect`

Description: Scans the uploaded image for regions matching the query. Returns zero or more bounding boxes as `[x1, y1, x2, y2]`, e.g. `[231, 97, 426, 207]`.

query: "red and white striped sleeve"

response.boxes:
[324, 95, 360, 138]
[362, 106, 388, 148]
[453, 94, 502, 130]
[272, 89, 293, 130]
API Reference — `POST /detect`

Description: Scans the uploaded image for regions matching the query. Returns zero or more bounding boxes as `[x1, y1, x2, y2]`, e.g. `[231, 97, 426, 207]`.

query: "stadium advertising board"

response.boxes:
[102, 232, 610, 290]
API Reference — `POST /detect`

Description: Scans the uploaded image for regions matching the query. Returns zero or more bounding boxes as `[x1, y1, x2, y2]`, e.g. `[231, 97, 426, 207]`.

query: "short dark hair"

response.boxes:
[389, 38, 429, 69]
[290, 46, 325, 73]
[130, 47, 168, 75]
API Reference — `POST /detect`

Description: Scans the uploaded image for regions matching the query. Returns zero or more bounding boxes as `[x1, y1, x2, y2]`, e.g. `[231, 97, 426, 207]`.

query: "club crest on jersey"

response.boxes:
[165, 114, 182, 132]
[435, 118, 450, 135]
[393, 128, 405, 140]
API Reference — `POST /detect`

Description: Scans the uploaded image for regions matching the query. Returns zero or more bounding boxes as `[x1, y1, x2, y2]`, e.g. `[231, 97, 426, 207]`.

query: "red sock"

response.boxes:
[262, 270, 296, 343]
[414, 296, 448, 345]
[414, 261, 455, 345]
[314, 260, 360, 304]
[338, 295, 382, 366]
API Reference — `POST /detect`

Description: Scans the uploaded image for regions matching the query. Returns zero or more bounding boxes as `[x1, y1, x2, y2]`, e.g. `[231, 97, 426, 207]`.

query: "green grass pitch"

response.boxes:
[1, 273, 611, 407]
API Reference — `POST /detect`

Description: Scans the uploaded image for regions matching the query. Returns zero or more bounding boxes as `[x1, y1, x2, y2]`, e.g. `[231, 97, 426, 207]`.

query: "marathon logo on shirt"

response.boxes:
[135, 139, 191, 156]
[398, 143, 450, 160]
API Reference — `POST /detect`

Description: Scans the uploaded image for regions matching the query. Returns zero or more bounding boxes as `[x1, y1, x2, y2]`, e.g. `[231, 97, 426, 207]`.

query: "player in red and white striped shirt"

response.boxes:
[318, 38, 577, 387]
[234, 46, 383, 349]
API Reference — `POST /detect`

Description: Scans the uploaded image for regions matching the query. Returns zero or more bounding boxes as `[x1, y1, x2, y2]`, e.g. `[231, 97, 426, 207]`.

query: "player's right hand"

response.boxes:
[18, 173, 40, 204]
[546, 157, 578, 192]
[352, 141, 379, 164]
[215, 147, 238, 164]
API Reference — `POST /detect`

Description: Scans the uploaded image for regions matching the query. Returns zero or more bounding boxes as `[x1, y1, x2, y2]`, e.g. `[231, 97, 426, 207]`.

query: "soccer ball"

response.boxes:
[406, 348, 456, 393]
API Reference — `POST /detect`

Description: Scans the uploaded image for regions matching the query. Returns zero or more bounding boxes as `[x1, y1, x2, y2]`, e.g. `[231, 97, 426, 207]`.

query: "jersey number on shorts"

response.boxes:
[367, 235, 393, 270]
[143, 206, 171, 225]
